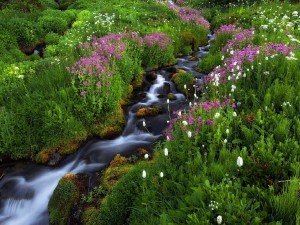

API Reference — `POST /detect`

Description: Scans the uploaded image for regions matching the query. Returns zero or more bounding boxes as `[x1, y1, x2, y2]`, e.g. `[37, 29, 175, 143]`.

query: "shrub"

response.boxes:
[174, 72, 194, 97]
[38, 15, 68, 34]
[9, 18, 38, 48]
[45, 32, 60, 45]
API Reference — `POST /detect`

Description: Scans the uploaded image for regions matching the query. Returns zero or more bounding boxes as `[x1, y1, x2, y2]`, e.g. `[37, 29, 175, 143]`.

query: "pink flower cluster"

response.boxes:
[142, 32, 173, 50]
[68, 31, 174, 98]
[164, 96, 235, 139]
[168, 4, 210, 29]
[222, 28, 255, 53]
[207, 42, 293, 85]
[214, 24, 241, 36]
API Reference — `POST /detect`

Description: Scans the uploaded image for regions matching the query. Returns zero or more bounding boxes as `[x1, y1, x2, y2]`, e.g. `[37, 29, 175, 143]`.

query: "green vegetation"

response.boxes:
[77, 1, 300, 224]
[48, 174, 80, 225]
[2, 0, 300, 224]
[0, 0, 208, 161]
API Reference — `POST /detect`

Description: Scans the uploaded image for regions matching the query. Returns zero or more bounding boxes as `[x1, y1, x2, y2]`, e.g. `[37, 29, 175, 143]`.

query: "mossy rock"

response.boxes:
[174, 72, 195, 98]
[35, 140, 82, 165]
[48, 174, 80, 225]
[145, 71, 157, 82]
[189, 56, 198, 61]
[135, 147, 149, 157]
[101, 162, 133, 191]
[136, 106, 162, 118]
[167, 93, 177, 101]
[82, 207, 99, 225]
[176, 69, 187, 74]
[110, 154, 128, 167]
[99, 126, 122, 139]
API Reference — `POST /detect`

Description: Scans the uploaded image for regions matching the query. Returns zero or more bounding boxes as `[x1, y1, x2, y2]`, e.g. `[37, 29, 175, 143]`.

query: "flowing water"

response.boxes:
[0, 41, 211, 225]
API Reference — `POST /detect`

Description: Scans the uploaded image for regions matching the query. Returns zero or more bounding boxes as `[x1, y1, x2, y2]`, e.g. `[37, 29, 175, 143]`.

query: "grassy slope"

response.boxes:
[0, 0, 208, 162]
[78, 1, 300, 225]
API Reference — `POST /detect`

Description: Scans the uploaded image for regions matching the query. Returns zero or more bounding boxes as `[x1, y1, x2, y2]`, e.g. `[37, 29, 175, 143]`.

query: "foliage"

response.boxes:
[48, 174, 79, 225]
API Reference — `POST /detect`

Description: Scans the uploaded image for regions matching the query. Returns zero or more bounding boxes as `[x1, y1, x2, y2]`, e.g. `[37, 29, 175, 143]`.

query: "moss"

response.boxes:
[136, 106, 162, 118]
[48, 174, 80, 225]
[82, 207, 99, 225]
[96, 163, 145, 225]
[167, 93, 177, 101]
[109, 154, 128, 167]
[97, 104, 126, 138]
[101, 164, 133, 192]
[34, 139, 82, 164]
[174, 72, 195, 98]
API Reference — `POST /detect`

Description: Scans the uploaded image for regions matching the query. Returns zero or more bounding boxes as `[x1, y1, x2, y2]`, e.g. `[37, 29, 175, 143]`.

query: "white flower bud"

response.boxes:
[237, 156, 243, 167]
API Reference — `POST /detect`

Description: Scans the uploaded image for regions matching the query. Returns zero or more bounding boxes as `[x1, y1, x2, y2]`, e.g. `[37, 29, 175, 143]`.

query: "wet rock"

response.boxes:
[188, 56, 198, 61]
[48, 153, 62, 166]
[176, 69, 187, 73]
[139, 92, 147, 98]
[167, 93, 177, 101]
[136, 106, 162, 118]
[145, 71, 157, 82]
[162, 82, 171, 94]
[165, 67, 177, 73]
[141, 80, 151, 91]
[99, 126, 122, 139]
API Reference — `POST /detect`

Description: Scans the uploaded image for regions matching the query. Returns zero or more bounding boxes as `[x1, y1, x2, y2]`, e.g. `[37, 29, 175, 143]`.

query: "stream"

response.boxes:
[0, 37, 212, 225]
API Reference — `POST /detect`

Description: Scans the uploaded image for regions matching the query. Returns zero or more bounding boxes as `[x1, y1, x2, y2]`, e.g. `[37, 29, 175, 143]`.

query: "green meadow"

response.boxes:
[0, 0, 300, 224]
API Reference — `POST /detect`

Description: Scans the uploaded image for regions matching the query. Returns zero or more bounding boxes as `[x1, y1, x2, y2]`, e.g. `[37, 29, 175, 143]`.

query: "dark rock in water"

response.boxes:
[48, 153, 62, 166]
[162, 82, 171, 94]
[137, 120, 153, 132]
[165, 66, 177, 73]
[157, 94, 164, 98]
[139, 92, 147, 98]
[141, 80, 151, 91]
[145, 71, 157, 82]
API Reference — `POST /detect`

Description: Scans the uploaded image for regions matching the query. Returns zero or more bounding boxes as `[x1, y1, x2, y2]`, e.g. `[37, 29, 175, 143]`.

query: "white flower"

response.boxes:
[187, 131, 192, 138]
[142, 170, 147, 178]
[143, 120, 146, 127]
[215, 112, 220, 119]
[224, 139, 228, 144]
[233, 112, 237, 117]
[184, 84, 187, 89]
[261, 24, 268, 29]
[221, 55, 224, 60]
[164, 148, 168, 156]
[237, 156, 243, 167]
[178, 110, 182, 116]
[160, 172, 164, 178]
[144, 154, 149, 159]
[282, 15, 290, 20]
[182, 120, 188, 126]
[226, 129, 229, 134]
[230, 50, 234, 55]
[292, 11, 298, 17]
[231, 85, 236, 92]
[217, 215, 222, 224]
